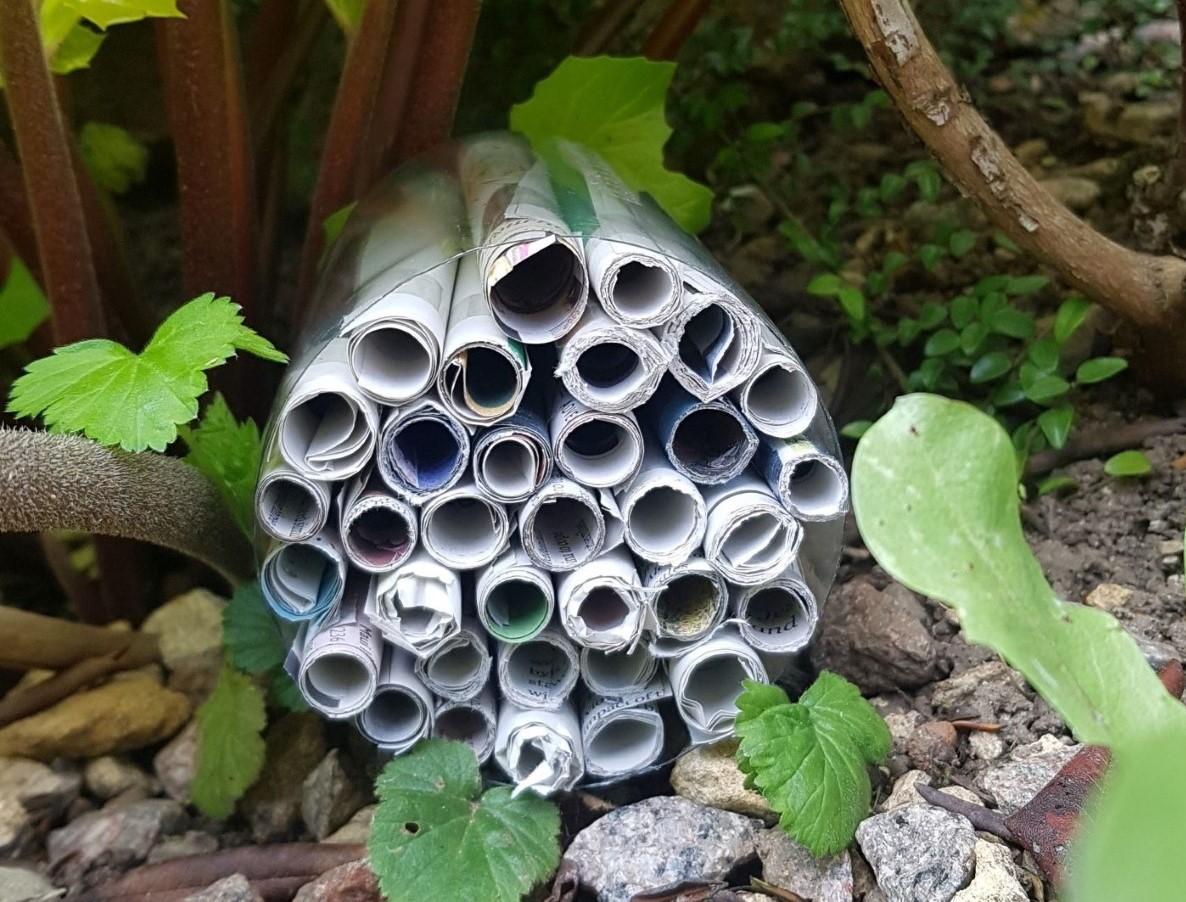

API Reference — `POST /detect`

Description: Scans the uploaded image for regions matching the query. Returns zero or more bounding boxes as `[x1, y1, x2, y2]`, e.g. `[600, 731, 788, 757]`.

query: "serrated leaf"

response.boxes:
[268, 666, 307, 711]
[223, 582, 286, 675]
[969, 351, 1011, 383]
[190, 663, 266, 818]
[736, 673, 888, 856]
[1037, 404, 1074, 449]
[79, 122, 147, 194]
[1104, 450, 1152, 477]
[0, 258, 49, 349]
[8, 293, 288, 452]
[736, 679, 790, 729]
[370, 739, 560, 902]
[1075, 356, 1128, 384]
[181, 394, 261, 536]
[63, 0, 183, 29]
[1054, 296, 1092, 344]
[510, 56, 712, 232]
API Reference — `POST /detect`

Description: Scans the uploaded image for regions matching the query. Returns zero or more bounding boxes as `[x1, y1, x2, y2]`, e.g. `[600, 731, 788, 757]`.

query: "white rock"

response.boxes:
[952, 840, 1027, 902]
[756, 828, 853, 901]
[856, 804, 977, 902]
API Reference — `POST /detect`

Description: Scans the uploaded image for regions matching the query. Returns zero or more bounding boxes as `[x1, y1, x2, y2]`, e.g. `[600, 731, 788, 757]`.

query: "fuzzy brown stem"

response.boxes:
[839, 0, 1186, 390]
[0, 0, 105, 343]
[642, 0, 711, 60]
[0, 428, 253, 586]
[0, 605, 159, 671]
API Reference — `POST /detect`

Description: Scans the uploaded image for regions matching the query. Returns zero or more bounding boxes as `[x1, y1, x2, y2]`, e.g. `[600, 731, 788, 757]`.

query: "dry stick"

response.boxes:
[0, 428, 254, 588]
[1024, 417, 1186, 476]
[838, 0, 1186, 391]
[390, 0, 481, 165]
[573, 0, 640, 56]
[90, 842, 366, 900]
[100, 876, 310, 902]
[0, 605, 159, 672]
[642, 0, 711, 60]
[0, 0, 105, 343]
[916, 783, 1015, 842]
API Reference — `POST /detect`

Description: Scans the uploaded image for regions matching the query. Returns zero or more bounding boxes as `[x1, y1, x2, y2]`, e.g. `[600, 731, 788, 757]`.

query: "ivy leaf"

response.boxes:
[1075, 356, 1128, 384]
[223, 582, 286, 676]
[63, 0, 183, 29]
[79, 122, 148, 194]
[1054, 296, 1092, 344]
[1104, 450, 1152, 478]
[190, 663, 266, 818]
[370, 739, 560, 902]
[736, 673, 889, 856]
[510, 56, 713, 232]
[0, 258, 49, 349]
[969, 351, 1011, 384]
[181, 394, 261, 536]
[8, 293, 287, 452]
[1037, 404, 1074, 449]
[924, 329, 959, 357]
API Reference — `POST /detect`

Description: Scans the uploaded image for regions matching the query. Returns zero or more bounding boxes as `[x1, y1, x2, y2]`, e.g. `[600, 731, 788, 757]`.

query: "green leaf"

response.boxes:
[897, 317, 920, 346]
[959, 321, 989, 355]
[986, 306, 1035, 339]
[1005, 275, 1049, 296]
[370, 739, 560, 902]
[1027, 338, 1060, 373]
[510, 56, 712, 232]
[924, 329, 959, 357]
[989, 381, 1025, 407]
[948, 229, 976, 258]
[806, 273, 842, 296]
[735, 673, 889, 856]
[8, 294, 288, 452]
[949, 295, 978, 330]
[323, 0, 365, 32]
[735, 678, 791, 730]
[975, 275, 1009, 297]
[1024, 374, 1071, 404]
[1075, 356, 1128, 384]
[1036, 474, 1078, 496]
[79, 122, 147, 194]
[50, 23, 104, 75]
[879, 173, 907, 203]
[190, 663, 266, 818]
[181, 394, 261, 536]
[267, 667, 307, 711]
[837, 284, 865, 320]
[882, 250, 908, 274]
[969, 351, 1011, 384]
[322, 201, 357, 251]
[0, 258, 49, 349]
[1054, 296, 1092, 344]
[62, 0, 182, 29]
[852, 394, 1186, 747]
[918, 243, 946, 271]
[918, 301, 947, 330]
[223, 582, 286, 676]
[1037, 405, 1074, 449]
[1104, 450, 1152, 477]
[840, 420, 873, 439]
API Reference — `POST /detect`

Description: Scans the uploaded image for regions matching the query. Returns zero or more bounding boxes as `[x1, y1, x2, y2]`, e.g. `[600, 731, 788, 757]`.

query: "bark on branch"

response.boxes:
[838, 0, 1186, 390]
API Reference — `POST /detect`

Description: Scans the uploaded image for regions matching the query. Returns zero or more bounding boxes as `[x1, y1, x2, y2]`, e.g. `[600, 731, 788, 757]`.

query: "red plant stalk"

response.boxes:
[643, 0, 711, 60]
[574, 0, 642, 56]
[0, 0, 105, 343]
[0, 138, 40, 281]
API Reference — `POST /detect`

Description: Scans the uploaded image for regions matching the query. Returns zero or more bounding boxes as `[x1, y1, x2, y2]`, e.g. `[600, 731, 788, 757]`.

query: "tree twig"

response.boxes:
[916, 783, 1015, 842]
[642, 0, 711, 60]
[1024, 417, 1186, 476]
[0, 605, 159, 672]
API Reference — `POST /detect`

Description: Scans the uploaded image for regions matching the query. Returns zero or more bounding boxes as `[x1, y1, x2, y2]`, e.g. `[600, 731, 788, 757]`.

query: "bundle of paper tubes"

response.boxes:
[256, 134, 846, 797]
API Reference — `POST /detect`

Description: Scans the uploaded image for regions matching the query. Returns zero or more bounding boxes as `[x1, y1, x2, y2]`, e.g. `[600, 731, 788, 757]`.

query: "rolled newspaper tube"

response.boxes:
[375, 397, 470, 504]
[550, 387, 643, 489]
[496, 625, 579, 710]
[261, 529, 347, 622]
[419, 479, 510, 570]
[476, 543, 555, 644]
[667, 623, 768, 743]
[756, 437, 850, 522]
[659, 283, 762, 401]
[495, 699, 584, 796]
[337, 468, 418, 573]
[581, 696, 665, 780]
[579, 644, 658, 697]
[414, 617, 492, 702]
[615, 444, 705, 566]
[556, 546, 645, 652]
[517, 478, 606, 572]
[276, 339, 380, 481]
[730, 564, 819, 654]
[292, 574, 382, 720]
[344, 255, 458, 405]
[434, 685, 498, 764]
[367, 548, 461, 658]
[702, 473, 803, 586]
[471, 406, 553, 503]
[647, 377, 757, 485]
[438, 254, 532, 425]
[255, 450, 331, 543]
[355, 645, 434, 753]
[462, 135, 588, 344]
[640, 557, 729, 657]
[732, 338, 819, 440]
[554, 302, 669, 413]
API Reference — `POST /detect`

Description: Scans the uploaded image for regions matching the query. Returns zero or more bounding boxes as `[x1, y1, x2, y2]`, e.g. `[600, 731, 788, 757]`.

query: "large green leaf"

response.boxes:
[181, 393, 261, 536]
[8, 293, 287, 452]
[370, 740, 560, 902]
[63, 0, 183, 29]
[510, 56, 713, 233]
[190, 663, 266, 818]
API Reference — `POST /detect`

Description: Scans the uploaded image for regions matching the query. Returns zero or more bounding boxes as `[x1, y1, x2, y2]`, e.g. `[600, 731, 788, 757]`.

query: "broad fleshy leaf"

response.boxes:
[190, 663, 266, 818]
[510, 56, 713, 232]
[8, 294, 287, 452]
[181, 393, 261, 536]
[370, 740, 560, 902]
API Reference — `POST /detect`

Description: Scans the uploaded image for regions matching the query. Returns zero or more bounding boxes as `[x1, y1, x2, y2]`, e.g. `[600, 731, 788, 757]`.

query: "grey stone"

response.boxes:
[292, 859, 379, 901]
[977, 735, 1080, 814]
[951, 840, 1027, 902]
[756, 828, 853, 901]
[154, 721, 199, 803]
[0, 865, 56, 902]
[242, 713, 326, 843]
[856, 804, 976, 902]
[183, 873, 263, 902]
[142, 588, 225, 703]
[882, 711, 923, 758]
[1082, 92, 1177, 144]
[0, 798, 33, 859]
[0, 757, 81, 821]
[84, 756, 154, 801]
[1038, 176, 1101, 211]
[669, 740, 775, 820]
[46, 798, 185, 883]
[930, 662, 1030, 722]
[563, 796, 759, 902]
[324, 804, 376, 844]
[968, 732, 1005, 761]
[810, 580, 942, 694]
[301, 750, 369, 841]
[148, 830, 220, 863]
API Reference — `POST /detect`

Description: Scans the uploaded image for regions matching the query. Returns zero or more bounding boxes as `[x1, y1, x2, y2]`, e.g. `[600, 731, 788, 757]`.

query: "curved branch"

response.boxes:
[0, 428, 253, 587]
[839, 0, 1186, 388]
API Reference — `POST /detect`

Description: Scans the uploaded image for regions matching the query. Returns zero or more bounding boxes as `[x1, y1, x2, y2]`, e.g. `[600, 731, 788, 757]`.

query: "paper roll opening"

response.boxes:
[671, 407, 752, 483]
[787, 457, 847, 519]
[744, 363, 817, 437]
[359, 688, 426, 743]
[655, 572, 723, 641]
[258, 477, 322, 541]
[525, 493, 602, 570]
[586, 714, 661, 776]
[485, 579, 551, 642]
[443, 346, 520, 417]
[559, 417, 640, 487]
[679, 303, 745, 385]
[683, 655, 749, 724]
[351, 326, 433, 403]
[504, 637, 576, 701]
[436, 705, 487, 742]
[610, 260, 675, 322]
[576, 341, 640, 390]
[304, 654, 370, 711]
[627, 485, 698, 559]
[491, 242, 586, 339]
[722, 512, 793, 572]
[575, 586, 630, 632]
[479, 437, 539, 499]
[423, 495, 504, 568]
[281, 392, 372, 478]
[741, 585, 814, 652]
[582, 646, 655, 694]
[265, 543, 335, 616]
[385, 417, 463, 494]
[344, 505, 413, 571]
[427, 643, 485, 691]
